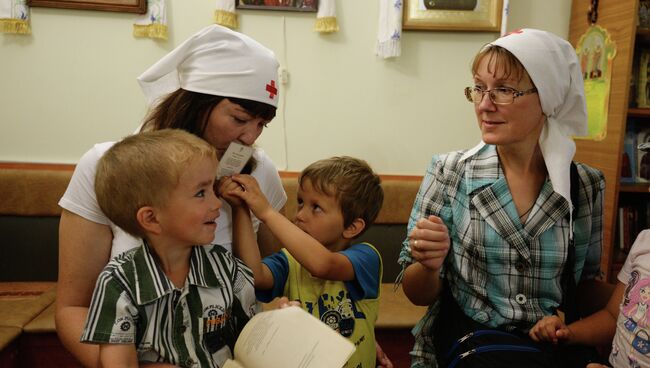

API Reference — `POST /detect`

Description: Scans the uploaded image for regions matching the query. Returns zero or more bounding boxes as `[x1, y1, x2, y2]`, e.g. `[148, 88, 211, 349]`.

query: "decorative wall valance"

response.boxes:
[0, 0, 30, 34]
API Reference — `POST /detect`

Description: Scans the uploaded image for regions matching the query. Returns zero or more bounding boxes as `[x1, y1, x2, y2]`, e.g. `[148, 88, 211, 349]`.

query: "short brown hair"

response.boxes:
[471, 44, 532, 85]
[95, 129, 217, 238]
[299, 156, 384, 237]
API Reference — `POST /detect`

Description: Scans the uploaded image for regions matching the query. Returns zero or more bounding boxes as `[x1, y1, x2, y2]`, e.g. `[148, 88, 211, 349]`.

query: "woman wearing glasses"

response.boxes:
[398, 29, 607, 367]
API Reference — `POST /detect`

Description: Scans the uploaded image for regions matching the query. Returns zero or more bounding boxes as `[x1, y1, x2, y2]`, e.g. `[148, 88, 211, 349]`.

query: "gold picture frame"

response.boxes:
[403, 0, 503, 32]
[27, 0, 146, 13]
[236, 0, 318, 12]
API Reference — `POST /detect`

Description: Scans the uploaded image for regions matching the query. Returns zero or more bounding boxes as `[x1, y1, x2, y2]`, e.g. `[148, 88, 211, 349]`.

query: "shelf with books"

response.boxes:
[637, 27, 650, 45]
[620, 183, 650, 192]
[628, 108, 650, 117]
[614, 191, 650, 282]
[609, 249, 626, 283]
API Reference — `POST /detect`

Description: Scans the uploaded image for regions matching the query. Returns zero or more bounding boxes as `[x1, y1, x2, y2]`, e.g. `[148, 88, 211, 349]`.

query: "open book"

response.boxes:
[223, 306, 355, 368]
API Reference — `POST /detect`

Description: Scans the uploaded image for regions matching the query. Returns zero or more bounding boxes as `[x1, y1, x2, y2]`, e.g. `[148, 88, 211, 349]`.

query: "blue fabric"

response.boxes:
[257, 243, 381, 302]
[341, 243, 381, 301]
[256, 251, 289, 302]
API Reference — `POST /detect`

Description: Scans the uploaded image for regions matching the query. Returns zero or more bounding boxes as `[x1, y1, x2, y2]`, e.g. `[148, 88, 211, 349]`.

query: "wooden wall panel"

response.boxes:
[568, 0, 638, 280]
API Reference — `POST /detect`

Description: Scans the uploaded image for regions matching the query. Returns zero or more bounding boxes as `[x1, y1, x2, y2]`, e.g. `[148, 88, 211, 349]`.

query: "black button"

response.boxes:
[180, 325, 187, 333]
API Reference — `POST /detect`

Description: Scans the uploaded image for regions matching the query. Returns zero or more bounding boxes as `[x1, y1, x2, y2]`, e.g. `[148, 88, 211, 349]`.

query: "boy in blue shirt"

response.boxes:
[221, 156, 384, 368]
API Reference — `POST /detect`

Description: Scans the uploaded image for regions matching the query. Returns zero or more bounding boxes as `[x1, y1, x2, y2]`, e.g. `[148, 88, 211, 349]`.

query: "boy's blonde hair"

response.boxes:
[95, 129, 217, 238]
[299, 156, 383, 237]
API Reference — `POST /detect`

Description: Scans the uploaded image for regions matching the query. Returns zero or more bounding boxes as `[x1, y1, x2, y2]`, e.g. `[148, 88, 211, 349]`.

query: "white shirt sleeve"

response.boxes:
[58, 142, 141, 258]
[618, 229, 650, 284]
[59, 142, 114, 226]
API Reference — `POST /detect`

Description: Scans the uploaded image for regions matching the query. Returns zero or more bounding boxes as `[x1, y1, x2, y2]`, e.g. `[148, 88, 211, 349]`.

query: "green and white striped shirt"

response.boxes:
[81, 243, 256, 368]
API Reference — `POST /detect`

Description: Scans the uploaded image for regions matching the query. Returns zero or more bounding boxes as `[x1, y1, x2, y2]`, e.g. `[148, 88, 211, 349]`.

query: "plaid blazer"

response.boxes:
[398, 144, 604, 367]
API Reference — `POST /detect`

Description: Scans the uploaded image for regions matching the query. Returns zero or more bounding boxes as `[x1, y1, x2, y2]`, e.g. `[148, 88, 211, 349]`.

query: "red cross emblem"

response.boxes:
[505, 29, 523, 36]
[266, 80, 277, 99]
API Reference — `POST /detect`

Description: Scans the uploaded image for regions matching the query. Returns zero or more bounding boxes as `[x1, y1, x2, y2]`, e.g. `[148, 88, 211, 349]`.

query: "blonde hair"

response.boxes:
[471, 44, 532, 85]
[95, 129, 217, 237]
[299, 156, 384, 237]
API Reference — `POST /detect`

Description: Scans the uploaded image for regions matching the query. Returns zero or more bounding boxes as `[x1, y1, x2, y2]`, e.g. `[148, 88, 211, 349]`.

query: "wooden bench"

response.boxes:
[0, 165, 425, 366]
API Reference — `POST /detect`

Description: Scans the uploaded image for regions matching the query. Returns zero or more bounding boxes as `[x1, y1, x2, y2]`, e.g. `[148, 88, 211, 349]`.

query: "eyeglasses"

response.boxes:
[464, 86, 538, 105]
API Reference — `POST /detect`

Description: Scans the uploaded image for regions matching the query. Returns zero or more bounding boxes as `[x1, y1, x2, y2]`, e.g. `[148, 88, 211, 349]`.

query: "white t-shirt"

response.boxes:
[59, 142, 287, 259]
[611, 229, 650, 367]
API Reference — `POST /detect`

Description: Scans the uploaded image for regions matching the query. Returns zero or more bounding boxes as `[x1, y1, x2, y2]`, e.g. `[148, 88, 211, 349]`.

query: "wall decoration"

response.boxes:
[0, 0, 31, 34]
[27, 0, 146, 13]
[313, 0, 336, 33]
[575, 24, 617, 141]
[215, 0, 239, 29]
[376, 0, 402, 58]
[403, 0, 502, 32]
[236, 0, 317, 12]
[133, 0, 166, 40]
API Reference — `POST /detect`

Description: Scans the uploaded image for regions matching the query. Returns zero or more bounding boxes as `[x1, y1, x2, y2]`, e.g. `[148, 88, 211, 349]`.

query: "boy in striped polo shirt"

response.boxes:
[81, 129, 257, 367]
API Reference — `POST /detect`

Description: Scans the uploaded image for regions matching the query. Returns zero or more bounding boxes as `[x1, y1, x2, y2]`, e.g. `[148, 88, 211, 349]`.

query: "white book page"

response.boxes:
[223, 359, 245, 368]
[233, 306, 355, 368]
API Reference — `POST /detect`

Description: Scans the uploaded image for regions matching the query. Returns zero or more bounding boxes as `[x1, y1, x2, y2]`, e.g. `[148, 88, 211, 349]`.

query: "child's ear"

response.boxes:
[342, 218, 366, 239]
[137, 206, 162, 235]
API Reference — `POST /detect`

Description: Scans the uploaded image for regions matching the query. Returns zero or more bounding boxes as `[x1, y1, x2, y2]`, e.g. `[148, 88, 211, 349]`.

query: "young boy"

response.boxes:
[80, 129, 257, 368]
[221, 156, 384, 368]
[529, 229, 650, 368]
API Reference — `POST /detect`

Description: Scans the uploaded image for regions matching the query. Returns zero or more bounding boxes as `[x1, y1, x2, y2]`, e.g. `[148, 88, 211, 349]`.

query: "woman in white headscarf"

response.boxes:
[398, 29, 607, 367]
[55, 25, 288, 368]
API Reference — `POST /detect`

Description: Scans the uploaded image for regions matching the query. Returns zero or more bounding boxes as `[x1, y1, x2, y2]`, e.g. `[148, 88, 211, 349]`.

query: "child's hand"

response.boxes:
[229, 174, 274, 221]
[277, 297, 301, 309]
[529, 315, 572, 344]
[217, 177, 245, 207]
[408, 215, 450, 271]
[376, 342, 394, 368]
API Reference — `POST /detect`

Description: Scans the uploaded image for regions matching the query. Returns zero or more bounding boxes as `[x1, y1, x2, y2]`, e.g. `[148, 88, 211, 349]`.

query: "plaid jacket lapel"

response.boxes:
[471, 179, 532, 262]
[524, 183, 569, 239]
[465, 146, 571, 264]
[463, 145, 568, 264]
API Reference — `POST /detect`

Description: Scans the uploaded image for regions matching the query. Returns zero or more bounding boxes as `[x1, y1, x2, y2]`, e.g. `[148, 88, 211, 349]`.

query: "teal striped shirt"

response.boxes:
[81, 243, 256, 368]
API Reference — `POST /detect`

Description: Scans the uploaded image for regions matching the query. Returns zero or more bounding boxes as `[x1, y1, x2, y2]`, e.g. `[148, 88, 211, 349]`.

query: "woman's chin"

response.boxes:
[480, 133, 501, 145]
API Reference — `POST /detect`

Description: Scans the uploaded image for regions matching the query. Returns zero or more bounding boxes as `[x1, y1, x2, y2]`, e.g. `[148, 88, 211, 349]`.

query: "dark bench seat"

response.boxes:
[0, 165, 425, 366]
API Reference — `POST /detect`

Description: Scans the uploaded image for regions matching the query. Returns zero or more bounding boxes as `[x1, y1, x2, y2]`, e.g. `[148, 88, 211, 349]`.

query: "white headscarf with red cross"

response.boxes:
[138, 24, 279, 108]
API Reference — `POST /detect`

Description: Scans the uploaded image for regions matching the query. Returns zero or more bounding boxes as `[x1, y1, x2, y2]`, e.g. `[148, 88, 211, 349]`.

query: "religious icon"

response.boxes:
[575, 25, 617, 141]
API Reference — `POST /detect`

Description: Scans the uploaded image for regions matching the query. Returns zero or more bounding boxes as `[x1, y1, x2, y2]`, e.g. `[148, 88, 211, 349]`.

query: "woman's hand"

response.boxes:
[408, 215, 450, 271]
[529, 315, 572, 344]
[217, 177, 245, 207]
[229, 174, 274, 221]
